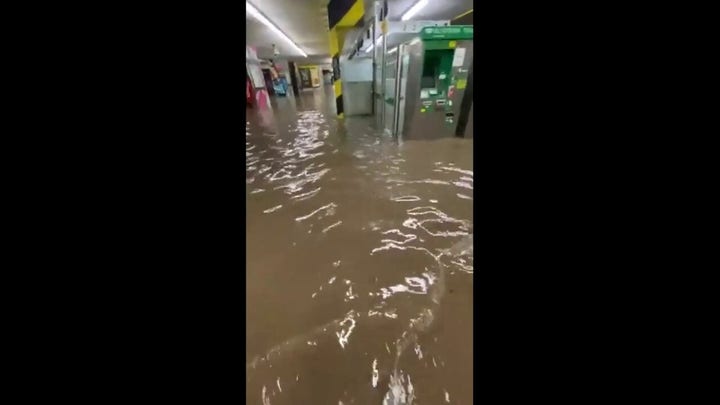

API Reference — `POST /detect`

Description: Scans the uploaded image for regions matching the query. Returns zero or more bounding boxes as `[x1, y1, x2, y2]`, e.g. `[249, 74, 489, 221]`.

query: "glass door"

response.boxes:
[383, 49, 399, 134]
[395, 45, 410, 137]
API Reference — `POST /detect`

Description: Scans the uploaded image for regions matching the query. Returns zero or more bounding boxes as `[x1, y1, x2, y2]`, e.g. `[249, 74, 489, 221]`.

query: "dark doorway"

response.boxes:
[261, 69, 275, 95]
[321, 69, 333, 85]
[287, 61, 300, 94]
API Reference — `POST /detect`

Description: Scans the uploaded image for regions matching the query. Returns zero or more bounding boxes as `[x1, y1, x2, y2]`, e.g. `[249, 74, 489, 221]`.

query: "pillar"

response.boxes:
[327, 0, 365, 118]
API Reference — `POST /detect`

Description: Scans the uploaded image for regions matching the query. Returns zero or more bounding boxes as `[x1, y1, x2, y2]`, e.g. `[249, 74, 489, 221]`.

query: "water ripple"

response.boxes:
[246, 109, 473, 404]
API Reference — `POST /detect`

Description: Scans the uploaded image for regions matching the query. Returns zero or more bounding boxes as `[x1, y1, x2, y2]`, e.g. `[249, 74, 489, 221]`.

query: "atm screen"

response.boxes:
[422, 49, 454, 91]
[421, 75, 436, 88]
[421, 53, 440, 88]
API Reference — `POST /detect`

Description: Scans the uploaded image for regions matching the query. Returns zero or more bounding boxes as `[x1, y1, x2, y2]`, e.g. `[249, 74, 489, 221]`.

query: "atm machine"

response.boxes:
[390, 26, 473, 140]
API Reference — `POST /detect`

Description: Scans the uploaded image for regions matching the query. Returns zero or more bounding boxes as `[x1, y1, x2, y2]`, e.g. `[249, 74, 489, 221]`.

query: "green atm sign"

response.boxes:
[420, 25, 473, 40]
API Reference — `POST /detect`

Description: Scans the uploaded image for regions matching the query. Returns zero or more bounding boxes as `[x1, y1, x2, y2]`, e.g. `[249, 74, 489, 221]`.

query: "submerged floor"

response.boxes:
[246, 87, 473, 404]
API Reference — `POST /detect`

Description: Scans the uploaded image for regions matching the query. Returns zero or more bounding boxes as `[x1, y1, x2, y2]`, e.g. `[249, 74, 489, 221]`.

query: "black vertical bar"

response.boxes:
[287, 61, 300, 94]
[332, 56, 341, 81]
[371, 6, 376, 115]
[336, 94, 344, 116]
[455, 60, 474, 137]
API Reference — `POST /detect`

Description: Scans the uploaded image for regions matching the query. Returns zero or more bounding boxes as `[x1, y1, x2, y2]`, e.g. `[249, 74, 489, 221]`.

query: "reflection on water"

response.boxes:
[247, 89, 473, 404]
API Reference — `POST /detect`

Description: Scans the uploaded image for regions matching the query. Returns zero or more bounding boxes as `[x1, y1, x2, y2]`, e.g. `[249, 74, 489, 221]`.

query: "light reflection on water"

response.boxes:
[247, 102, 472, 404]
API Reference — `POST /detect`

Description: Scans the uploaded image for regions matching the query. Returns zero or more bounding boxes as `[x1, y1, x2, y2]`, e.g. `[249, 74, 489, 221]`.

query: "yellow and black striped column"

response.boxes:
[327, 0, 365, 118]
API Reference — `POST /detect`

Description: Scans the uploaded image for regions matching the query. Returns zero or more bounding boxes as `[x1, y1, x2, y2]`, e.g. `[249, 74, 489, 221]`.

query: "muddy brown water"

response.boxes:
[246, 88, 473, 404]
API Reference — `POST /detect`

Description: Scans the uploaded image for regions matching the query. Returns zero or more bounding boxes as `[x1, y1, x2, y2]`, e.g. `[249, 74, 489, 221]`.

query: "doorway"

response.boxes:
[299, 68, 312, 88]
[261, 69, 275, 95]
[321, 69, 333, 85]
[287, 61, 300, 94]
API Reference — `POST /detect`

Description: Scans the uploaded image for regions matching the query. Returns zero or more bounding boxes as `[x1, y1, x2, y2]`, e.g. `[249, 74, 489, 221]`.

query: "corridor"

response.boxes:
[246, 88, 474, 404]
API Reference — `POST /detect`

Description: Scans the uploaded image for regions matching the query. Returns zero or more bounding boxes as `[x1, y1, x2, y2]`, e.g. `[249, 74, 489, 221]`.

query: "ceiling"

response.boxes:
[245, 0, 472, 63]
[349, 0, 474, 57]
[384, 0, 472, 21]
[246, 0, 331, 63]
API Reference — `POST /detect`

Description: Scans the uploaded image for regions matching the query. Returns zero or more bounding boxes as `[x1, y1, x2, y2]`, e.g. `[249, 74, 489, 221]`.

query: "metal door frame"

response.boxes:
[393, 44, 411, 137]
[383, 50, 398, 135]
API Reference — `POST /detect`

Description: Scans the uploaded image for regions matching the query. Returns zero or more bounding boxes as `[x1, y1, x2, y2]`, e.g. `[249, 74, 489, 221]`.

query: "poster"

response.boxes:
[452, 48, 466, 67]
[246, 46, 267, 89]
[248, 62, 266, 89]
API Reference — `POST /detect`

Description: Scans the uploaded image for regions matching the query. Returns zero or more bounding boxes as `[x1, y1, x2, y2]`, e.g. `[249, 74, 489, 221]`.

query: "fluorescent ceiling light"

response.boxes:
[247, 1, 308, 57]
[401, 0, 429, 21]
[366, 44, 374, 52]
[388, 47, 398, 54]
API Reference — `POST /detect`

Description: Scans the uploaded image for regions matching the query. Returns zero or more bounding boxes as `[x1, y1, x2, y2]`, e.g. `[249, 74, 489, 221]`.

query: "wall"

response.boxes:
[340, 58, 373, 115]
[289, 57, 333, 65]
[340, 58, 373, 82]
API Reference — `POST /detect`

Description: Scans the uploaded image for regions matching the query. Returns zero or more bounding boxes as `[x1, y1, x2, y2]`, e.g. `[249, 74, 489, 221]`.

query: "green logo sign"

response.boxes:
[420, 25, 473, 40]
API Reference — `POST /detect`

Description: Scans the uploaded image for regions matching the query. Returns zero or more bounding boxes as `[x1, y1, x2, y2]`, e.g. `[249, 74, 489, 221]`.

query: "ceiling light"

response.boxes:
[401, 0, 429, 21]
[366, 44, 374, 52]
[247, 1, 308, 57]
[388, 47, 398, 54]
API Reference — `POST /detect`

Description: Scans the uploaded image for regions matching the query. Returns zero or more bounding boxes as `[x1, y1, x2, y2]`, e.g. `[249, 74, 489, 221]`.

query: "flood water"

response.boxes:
[246, 88, 473, 404]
